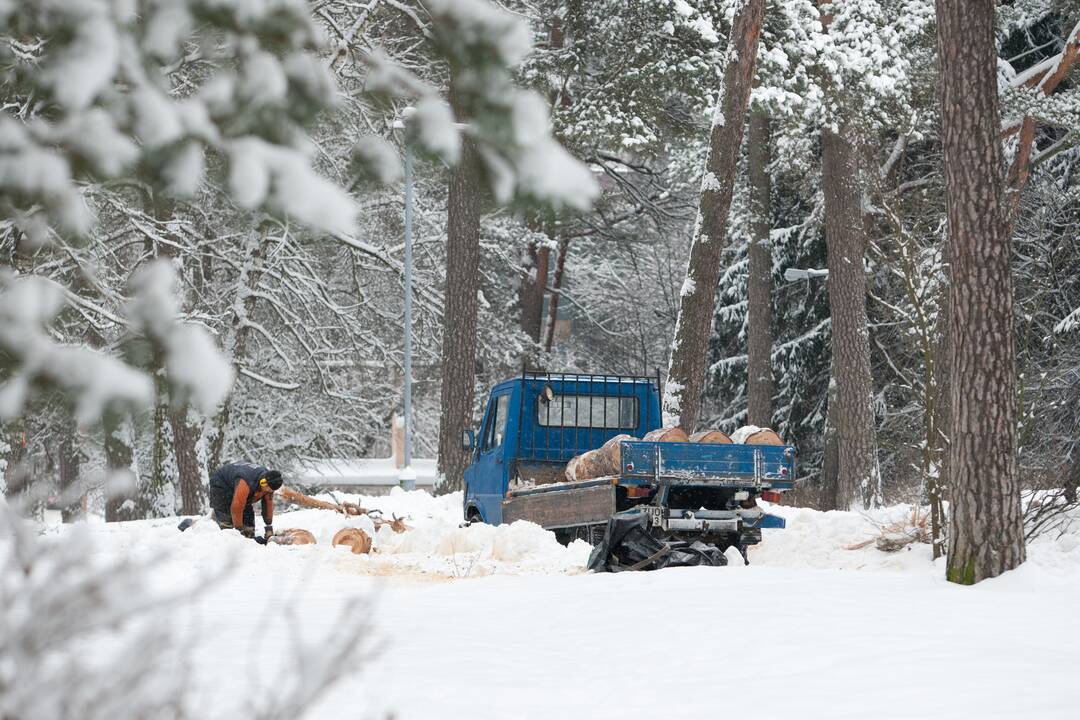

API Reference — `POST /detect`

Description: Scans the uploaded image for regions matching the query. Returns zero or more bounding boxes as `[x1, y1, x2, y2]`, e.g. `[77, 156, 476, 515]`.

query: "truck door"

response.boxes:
[470, 391, 511, 524]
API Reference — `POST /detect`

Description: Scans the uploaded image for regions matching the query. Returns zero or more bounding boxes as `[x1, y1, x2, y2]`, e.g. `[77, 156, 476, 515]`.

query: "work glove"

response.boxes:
[263, 525, 274, 540]
[238, 526, 255, 539]
[254, 535, 268, 545]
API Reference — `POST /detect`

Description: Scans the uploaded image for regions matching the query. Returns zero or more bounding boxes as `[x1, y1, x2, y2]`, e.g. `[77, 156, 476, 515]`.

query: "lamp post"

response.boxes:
[392, 112, 467, 492]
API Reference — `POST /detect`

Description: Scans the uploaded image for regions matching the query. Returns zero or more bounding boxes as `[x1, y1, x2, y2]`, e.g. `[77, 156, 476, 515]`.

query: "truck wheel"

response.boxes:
[466, 509, 483, 525]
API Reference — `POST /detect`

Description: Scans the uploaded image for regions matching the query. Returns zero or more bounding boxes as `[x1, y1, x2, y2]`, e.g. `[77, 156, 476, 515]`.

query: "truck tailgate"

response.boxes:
[619, 441, 795, 488]
[503, 479, 615, 529]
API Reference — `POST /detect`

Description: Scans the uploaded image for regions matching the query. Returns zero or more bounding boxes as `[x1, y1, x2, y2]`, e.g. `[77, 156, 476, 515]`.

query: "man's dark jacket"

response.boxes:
[209, 462, 272, 528]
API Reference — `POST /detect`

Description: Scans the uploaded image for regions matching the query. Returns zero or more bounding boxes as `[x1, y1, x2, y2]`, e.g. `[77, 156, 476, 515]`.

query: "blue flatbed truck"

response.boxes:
[462, 372, 795, 568]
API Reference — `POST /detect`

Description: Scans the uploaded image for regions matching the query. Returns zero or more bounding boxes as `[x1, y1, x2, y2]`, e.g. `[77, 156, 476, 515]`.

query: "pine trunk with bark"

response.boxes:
[2, 420, 28, 499]
[746, 108, 774, 427]
[144, 369, 174, 516]
[104, 412, 140, 522]
[664, 0, 766, 431]
[542, 234, 569, 353]
[436, 124, 484, 494]
[57, 416, 82, 522]
[207, 227, 269, 470]
[821, 124, 879, 510]
[928, 242, 952, 559]
[520, 230, 550, 345]
[936, 0, 1026, 584]
[821, 379, 840, 509]
[171, 403, 205, 515]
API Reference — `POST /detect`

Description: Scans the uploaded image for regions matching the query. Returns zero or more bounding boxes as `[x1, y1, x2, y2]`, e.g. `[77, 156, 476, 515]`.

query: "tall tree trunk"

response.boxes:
[170, 403, 205, 515]
[821, 378, 840, 509]
[207, 226, 269, 470]
[522, 9, 565, 352]
[104, 411, 140, 522]
[664, 0, 766, 431]
[58, 416, 82, 522]
[746, 108, 774, 427]
[140, 197, 178, 517]
[928, 242, 952, 559]
[520, 220, 551, 345]
[436, 119, 484, 494]
[821, 125, 880, 510]
[2, 420, 28, 500]
[542, 234, 569, 353]
[936, 0, 1025, 583]
[143, 369, 175, 516]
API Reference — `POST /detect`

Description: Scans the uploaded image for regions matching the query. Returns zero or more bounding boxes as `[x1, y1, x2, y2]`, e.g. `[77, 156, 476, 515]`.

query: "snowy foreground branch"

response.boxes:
[0, 494, 374, 720]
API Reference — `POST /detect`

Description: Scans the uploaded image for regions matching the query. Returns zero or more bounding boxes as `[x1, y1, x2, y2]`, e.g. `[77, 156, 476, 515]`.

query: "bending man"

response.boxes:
[208, 462, 283, 542]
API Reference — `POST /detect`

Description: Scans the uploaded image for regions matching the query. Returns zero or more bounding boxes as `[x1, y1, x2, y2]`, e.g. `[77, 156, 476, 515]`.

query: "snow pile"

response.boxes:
[25, 491, 1080, 720]
[750, 500, 1080, 577]
[267, 488, 592, 578]
[749, 502, 936, 573]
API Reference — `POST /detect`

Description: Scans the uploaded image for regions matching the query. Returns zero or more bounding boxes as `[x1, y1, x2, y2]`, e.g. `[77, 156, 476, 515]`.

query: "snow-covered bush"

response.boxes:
[0, 493, 372, 720]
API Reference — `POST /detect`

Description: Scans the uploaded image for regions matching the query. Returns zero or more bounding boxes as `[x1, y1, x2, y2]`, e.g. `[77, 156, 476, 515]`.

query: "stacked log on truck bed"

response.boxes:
[566, 434, 635, 482]
[688, 429, 732, 444]
[642, 427, 689, 443]
[565, 425, 786, 482]
[744, 428, 783, 445]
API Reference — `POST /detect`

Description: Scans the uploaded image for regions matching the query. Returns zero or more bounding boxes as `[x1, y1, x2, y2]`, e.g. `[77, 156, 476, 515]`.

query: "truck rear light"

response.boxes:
[626, 486, 651, 499]
[761, 490, 782, 503]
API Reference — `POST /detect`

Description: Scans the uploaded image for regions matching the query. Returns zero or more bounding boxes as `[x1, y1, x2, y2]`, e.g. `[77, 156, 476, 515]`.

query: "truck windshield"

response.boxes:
[537, 395, 638, 429]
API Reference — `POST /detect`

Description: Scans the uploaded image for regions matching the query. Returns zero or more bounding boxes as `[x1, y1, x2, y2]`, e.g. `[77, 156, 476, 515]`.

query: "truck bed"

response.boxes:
[503, 478, 615, 529]
[502, 440, 795, 535]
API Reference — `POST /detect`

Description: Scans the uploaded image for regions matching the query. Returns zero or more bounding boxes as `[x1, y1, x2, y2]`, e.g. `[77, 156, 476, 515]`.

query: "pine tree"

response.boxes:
[664, 0, 766, 431]
[936, 0, 1026, 583]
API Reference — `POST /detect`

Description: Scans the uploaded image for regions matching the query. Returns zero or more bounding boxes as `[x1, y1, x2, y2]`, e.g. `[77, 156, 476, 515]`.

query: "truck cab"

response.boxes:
[462, 372, 661, 524]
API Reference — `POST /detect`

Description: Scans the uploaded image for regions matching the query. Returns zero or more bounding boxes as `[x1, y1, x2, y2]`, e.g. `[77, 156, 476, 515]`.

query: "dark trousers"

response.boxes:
[209, 486, 254, 529]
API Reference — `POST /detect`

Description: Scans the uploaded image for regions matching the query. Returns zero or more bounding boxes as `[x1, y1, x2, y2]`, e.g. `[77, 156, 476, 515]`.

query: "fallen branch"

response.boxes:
[278, 486, 369, 516]
[846, 508, 931, 552]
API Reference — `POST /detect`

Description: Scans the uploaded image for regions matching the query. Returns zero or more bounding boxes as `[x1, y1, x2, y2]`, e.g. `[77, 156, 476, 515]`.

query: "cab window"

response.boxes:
[484, 394, 510, 451]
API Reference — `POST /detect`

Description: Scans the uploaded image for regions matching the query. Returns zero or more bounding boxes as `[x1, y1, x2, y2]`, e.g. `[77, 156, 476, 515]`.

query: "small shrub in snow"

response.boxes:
[0, 493, 374, 720]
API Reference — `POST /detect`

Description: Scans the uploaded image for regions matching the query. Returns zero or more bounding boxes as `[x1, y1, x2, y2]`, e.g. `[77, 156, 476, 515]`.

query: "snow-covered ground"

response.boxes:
[38, 490, 1080, 719]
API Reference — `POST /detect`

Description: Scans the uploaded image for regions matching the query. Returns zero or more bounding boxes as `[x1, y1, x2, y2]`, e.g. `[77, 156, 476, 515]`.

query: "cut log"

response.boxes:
[642, 427, 690, 443]
[689, 429, 732, 444]
[566, 452, 602, 483]
[565, 434, 635, 482]
[332, 527, 374, 553]
[269, 528, 317, 545]
[351, 531, 373, 554]
[744, 428, 783, 445]
[332, 528, 364, 547]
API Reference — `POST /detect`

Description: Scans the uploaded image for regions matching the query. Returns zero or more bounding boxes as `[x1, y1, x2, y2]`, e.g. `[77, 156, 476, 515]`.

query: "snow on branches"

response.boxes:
[0, 0, 357, 239]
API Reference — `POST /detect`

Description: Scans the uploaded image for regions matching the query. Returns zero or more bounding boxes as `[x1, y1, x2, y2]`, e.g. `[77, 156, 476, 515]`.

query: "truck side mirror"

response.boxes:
[462, 429, 475, 452]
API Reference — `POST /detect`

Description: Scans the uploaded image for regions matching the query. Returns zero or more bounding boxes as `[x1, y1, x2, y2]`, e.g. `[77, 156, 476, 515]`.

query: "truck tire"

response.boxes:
[554, 524, 602, 546]
[466, 508, 483, 525]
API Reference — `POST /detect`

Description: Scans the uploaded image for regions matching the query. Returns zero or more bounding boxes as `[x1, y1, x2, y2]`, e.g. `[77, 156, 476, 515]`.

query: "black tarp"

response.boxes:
[587, 508, 727, 572]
